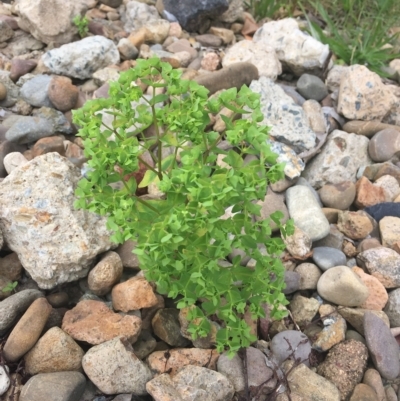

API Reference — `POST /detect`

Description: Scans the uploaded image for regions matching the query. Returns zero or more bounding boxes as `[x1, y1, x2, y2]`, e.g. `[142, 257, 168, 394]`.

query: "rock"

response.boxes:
[32, 136, 65, 158]
[123, 1, 160, 32]
[166, 39, 197, 60]
[117, 38, 139, 60]
[302, 130, 371, 189]
[337, 210, 373, 240]
[222, 41, 282, 80]
[82, 337, 152, 395]
[100, 0, 122, 6]
[380, 216, 400, 250]
[62, 300, 141, 344]
[343, 119, 400, 137]
[368, 128, 400, 162]
[0, 153, 114, 289]
[92, 67, 120, 86]
[42, 36, 120, 80]
[9, 58, 37, 82]
[337, 65, 396, 121]
[312, 247, 346, 271]
[0, 20, 14, 42]
[374, 175, 400, 201]
[286, 185, 330, 241]
[285, 362, 341, 401]
[290, 294, 320, 327]
[194, 62, 258, 95]
[384, 288, 400, 326]
[160, 0, 228, 32]
[145, 373, 184, 401]
[357, 247, 400, 288]
[364, 312, 400, 380]
[3, 298, 52, 362]
[88, 251, 123, 296]
[19, 371, 86, 401]
[3, 152, 29, 174]
[363, 369, 387, 401]
[350, 383, 378, 401]
[114, 240, 140, 269]
[0, 366, 10, 396]
[364, 202, 400, 222]
[195, 33, 222, 47]
[6, 108, 72, 144]
[46, 291, 69, 308]
[355, 175, 389, 207]
[303, 99, 327, 134]
[0, 289, 44, 335]
[313, 304, 347, 352]
[253, 18, 330, 76]
[219, 0, 243, 23]
[283, 226, 312, 259]
[317, 340, 368, 401]
[352, 267, 388, 311]
[201, 52, 220, 71]
[0, 253, 22, 282]
[209, 26, 234, 44]
[296, 73, 328, 101]
[267, 140, 305, 179]
[144, 19, 170, 44]
[47, 76, 79, 112]
[338, 308, 389, 336]
[318, 181, 356, 210]
[0, 83, 6, 102]
[147, 348, 219, 375]
[24, 326, 84, 374]
[313, 225, 345, 250]
[317, 266, 369, 307]
[270, 330, 312, 366]
[246, 346, 276, 395]
[152, 308, 191, 347]
[217, 352, 245, 393]
[283, 271, 301, 294]
[16, 0, 87, 45]
[20, 75, 53, 108]
[132, 329, 157, 359]
[141, 294, 165, 330]
[250, 77, 316, 153]
[294, 262, 321, 290]
[0, 71, 19, 108]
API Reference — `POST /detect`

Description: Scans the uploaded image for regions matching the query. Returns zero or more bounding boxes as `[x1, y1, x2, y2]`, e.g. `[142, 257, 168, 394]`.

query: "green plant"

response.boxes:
[303, 0, 400, 76]
[2, 281, 17, 293]
[244, 0, 299, 20]
[73, 58, 293, 355]
[73, 15, 89, 39]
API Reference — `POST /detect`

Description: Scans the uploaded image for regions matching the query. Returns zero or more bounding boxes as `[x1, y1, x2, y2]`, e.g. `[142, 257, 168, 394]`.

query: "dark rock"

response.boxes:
[283, 271, 301, 294]
[312, 246, 347, 271]
[9, 58, 37, 82]
[364, 202, 400, 222]
[99, 0, 122, 7]
[296, 73, 328, 101]
[160, 0, 229, 32]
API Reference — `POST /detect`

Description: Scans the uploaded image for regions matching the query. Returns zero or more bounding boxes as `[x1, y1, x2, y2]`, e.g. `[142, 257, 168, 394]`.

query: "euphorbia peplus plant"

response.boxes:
[73, 58, 294, 355]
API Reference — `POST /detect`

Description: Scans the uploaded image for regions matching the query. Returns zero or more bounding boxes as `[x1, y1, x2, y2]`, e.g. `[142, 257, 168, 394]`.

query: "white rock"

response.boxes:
[0, 365, 10, 396]
[253, 18, 330, 76]
[338, 64, 397, 121]
[42, 36, 120, 80]
[250, 77, 316, 153]
[123, 1, 160, 32]
[326, 65, 349, 93]
[3, 152, 28, 174]
[16, 0, 87, 45]
[302, 130, 372, 189]
[222, 41, 282, 80]
[0, 153, 114, 289]
[82, 337, 153, 395]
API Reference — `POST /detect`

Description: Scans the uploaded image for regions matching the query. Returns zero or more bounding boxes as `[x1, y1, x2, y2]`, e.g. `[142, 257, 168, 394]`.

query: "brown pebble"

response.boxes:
[47, 76, 79, 112]
[32, 136, 66, 158]
[0, 82, 7, 101]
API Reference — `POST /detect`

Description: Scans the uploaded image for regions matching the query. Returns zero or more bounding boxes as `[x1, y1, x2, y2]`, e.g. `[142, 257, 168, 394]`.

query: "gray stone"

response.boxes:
[368, 128, 400, 162]
[364, 312, 400, 380]
[339, 308, 389, 336]
[247, 346, 277, 394]
[123, 1, 160, 32]
[295, 262, 322, 290]
[160, 0, 229, 32]
[82, 337, 152, 395]
[0, 289, 44, 335]
[313, 225, 344, 250]
[303, 99, 328, 134]
[317, 266, 369, 307]
[20, 75, 53, 108]
[286, 185, 330, 241]
[6, 107, 72, 144]
[296, 73, 328, 101]
[283, 271, 301, 294]
[0, 153, 114, 289]
[253, 18, 330, 76]
[296, 177, 323, 207]
[0, 71, 19, 108]
[270, 330, 312, 366]
[250, 77, 316, 153]
[217, 352, 245, 393]
[42, 36, 120, 80]
[19, 371, 85, 401]
[255, 187, 288, 231]
[290, 294, 320, 326]
[384, 288, 400, 327]
[302, 130, 372, 189]
[312, 247, 347, 271]
[0, 20, 14, 42]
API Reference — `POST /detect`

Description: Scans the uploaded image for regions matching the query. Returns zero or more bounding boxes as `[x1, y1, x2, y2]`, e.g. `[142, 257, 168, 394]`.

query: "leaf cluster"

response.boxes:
[73, 15, 89, 39]
[73, 58, 293, 355]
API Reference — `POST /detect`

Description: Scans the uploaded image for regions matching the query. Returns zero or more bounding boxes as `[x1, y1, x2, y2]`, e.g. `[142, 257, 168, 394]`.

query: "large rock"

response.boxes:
[0, 153, 114, 289]
[159, 0, 229, 32]
[15, 0, 87, 45]
[253, 18, 330, 76]
[19, 75, 53, 108]
[42, 36, 120, 80]
[302, 130, 371, 189]
[250, 77, 316, 153]
[337, 65, 396, 121]
[123, 1, 160, 32]
[222, 41, 282, 80]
